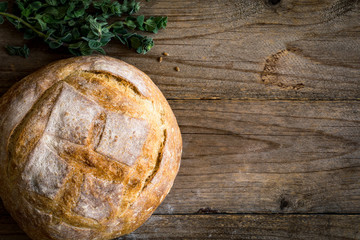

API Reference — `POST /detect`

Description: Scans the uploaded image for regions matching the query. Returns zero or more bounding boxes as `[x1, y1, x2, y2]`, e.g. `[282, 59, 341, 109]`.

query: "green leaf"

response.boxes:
[71, 28, 80, 40]
[137, 15, 144, 26]
[102, 31, 115, 39]
[110, 21, 124, 31]
[0, 2, 8, 12]
[101, 4, 109, 14]
[73, 9, 85, 18]
[15, 0, 24, 11]
[130, 36, 141, 49]
[68, 19, 76, 26]
[24, 29, 37, 39]
[82, 0, 92, 9]
[68, 48, 81, 56]
[69, 41, 90, 55]
[48, 41, 63, 49]
[21, 8, 32, 18]
[30, 1, 42, 11]
[85, 31, 97, 40]
[36, 18, 48, 31]
[95, 47, 106, 54]
[60, 32, 72, 42]
[68, 41, 83, 49]
[42, 14, 53, 23]
[116, 36, 126, 45]
[44, 7, 59, 17]
[5, 45, 30, 58]
[55, 6, 67, 19]
[80, 24, 90, 35]
[128, 1, 140, 15]
[45, 0, 58, 6]
[0, 16, 4, 24]
[111, 1, 122, 16]
[45, 29, 55, 40]
[144, 19, 157, 33]
[88, 39, 102, 49]
[125, 19, 136, 29]
[5, 46, 17, 55]
[126, 35, 154, 54]
[155, 16, 167, 29]
[92, 0, 107, 9]
[59, 23, 67, 35]
[140, 37, 154, 54]
[23, 45, 30, 57]
[79, 44, 92, 55]
[66, 2, 75, 16]
[88, 17, 103, 36]
[113, 27, 127, 36]
[100, 32, 114, 45]
[64, 15, 71, 21]
[96, 16, 107, 22]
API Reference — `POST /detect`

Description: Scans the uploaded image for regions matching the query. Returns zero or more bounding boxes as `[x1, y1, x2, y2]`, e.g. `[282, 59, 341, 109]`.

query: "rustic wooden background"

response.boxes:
[1, 0, 360, 239]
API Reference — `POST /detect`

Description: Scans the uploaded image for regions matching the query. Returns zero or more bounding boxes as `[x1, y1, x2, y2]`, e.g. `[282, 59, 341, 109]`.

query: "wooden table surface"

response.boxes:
[1, 0, 360, 239]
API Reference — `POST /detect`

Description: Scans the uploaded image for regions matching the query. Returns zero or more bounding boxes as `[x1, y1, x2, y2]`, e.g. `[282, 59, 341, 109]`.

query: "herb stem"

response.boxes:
[106, 23, 115, 30]
[0, 12, 60, 44]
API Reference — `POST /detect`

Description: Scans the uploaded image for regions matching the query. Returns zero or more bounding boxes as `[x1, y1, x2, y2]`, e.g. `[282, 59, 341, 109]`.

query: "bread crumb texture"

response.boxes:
[0, 56, 182, 240]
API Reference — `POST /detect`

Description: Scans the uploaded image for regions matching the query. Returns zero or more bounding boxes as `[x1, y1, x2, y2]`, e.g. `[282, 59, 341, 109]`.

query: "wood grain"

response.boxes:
[151, 100, 360, 214]
[121, 214, 360, 240]
[1, 209, 359, 240]
[0, 0, 359, 239]
[0, 0, 359, 100]
[4, 100, 356, 214]
[1, 99, 358, 239]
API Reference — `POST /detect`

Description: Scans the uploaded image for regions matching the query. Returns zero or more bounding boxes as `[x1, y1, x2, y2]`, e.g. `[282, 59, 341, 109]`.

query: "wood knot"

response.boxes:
[279, 196, 290, 210]
[268, 0, 281, 5]
[261, 49, 305, 90]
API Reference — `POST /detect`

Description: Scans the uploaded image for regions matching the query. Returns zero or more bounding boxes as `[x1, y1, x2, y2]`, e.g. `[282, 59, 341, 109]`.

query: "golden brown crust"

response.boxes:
[0, 56, 182, 240]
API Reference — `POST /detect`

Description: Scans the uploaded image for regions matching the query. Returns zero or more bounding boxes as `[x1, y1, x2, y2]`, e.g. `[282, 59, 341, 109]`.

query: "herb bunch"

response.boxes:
[0, 0, 167, 56]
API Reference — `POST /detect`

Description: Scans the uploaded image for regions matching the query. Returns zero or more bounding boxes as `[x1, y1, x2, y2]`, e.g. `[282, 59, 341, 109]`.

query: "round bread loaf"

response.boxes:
[0, 56, 182, 240]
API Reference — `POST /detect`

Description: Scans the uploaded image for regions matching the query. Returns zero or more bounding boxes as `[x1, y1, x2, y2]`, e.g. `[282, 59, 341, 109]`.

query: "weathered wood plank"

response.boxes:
[0, 100, 358, 214]
[151, 100, 360, 214]
[122, 214, 360, 240]
[1, 210, 359, 240]
[0, 0, 359, 100]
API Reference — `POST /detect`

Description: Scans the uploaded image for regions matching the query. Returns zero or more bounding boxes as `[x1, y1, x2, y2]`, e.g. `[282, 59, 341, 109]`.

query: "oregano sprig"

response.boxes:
[0, 0, 167, 56]
[5, 44, 30, 58]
